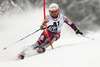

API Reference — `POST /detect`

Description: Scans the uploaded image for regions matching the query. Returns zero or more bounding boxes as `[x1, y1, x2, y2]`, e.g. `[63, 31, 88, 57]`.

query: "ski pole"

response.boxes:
[82, 35, 94, 40]
[3, 29, 40, 50]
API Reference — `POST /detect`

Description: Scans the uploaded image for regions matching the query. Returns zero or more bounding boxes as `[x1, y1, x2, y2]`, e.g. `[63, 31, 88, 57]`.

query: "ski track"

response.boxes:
[0, 9, 100, 67]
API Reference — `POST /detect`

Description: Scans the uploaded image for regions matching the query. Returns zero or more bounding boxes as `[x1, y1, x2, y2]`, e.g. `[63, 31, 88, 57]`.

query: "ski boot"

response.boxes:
[37, 47, 45, 53]
[18, 54, 25, 60]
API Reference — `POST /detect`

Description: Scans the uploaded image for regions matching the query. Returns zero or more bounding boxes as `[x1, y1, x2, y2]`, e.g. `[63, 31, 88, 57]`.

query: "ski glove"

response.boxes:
[74, 28, 83, 35]
[40, 25, 53, 30]
[40, 25, 46, 30]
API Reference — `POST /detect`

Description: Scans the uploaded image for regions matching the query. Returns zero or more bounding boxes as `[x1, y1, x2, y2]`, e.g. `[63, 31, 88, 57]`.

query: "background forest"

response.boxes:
[0, 0, 100, 32]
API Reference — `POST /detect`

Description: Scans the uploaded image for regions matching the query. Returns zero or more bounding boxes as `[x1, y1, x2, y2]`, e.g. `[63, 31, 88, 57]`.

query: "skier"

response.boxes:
[18, 3, 83, 59]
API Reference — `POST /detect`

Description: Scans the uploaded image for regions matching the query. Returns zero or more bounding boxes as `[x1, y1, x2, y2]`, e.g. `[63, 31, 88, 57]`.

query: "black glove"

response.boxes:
[74, 28, 83, 35]
[40, 25, 46, 30]
[40, 25, 52, 30]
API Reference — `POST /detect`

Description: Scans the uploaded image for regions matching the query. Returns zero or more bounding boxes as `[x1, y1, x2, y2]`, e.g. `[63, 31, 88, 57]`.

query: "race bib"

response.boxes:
[48, 21, 60, 33]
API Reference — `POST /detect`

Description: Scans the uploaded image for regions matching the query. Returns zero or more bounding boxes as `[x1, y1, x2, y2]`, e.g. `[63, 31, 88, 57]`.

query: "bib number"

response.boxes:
[48, 21, 60, 32]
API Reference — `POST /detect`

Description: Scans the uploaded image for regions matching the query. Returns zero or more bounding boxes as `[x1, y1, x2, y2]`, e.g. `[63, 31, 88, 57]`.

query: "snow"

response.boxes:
[0, 9, 100, 67]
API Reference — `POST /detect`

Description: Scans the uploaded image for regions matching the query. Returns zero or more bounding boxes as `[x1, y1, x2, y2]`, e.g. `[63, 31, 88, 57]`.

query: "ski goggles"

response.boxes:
[50, 10, 58, 14]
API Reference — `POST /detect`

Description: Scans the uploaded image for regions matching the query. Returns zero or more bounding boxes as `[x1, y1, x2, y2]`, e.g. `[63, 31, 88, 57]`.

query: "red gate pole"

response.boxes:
[43, 0, 54, 49]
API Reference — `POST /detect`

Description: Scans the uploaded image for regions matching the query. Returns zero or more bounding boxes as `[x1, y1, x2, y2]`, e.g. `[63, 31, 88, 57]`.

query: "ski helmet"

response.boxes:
[49, 3, 59, 13]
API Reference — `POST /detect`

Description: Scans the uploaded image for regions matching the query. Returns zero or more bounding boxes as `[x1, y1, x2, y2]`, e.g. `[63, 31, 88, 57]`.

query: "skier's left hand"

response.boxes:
[74, 28, 83, 35]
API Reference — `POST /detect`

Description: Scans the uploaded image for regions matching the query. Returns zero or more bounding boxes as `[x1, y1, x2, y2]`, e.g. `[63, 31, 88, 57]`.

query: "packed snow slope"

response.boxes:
[0, 9, 100, 67]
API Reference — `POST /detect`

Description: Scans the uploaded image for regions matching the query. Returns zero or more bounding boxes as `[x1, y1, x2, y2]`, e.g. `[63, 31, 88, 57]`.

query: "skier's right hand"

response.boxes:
[40, 25, 46, 30]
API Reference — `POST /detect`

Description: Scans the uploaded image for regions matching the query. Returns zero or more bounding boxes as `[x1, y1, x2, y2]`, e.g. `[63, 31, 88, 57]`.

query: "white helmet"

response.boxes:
[49, 3, 59, 12]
